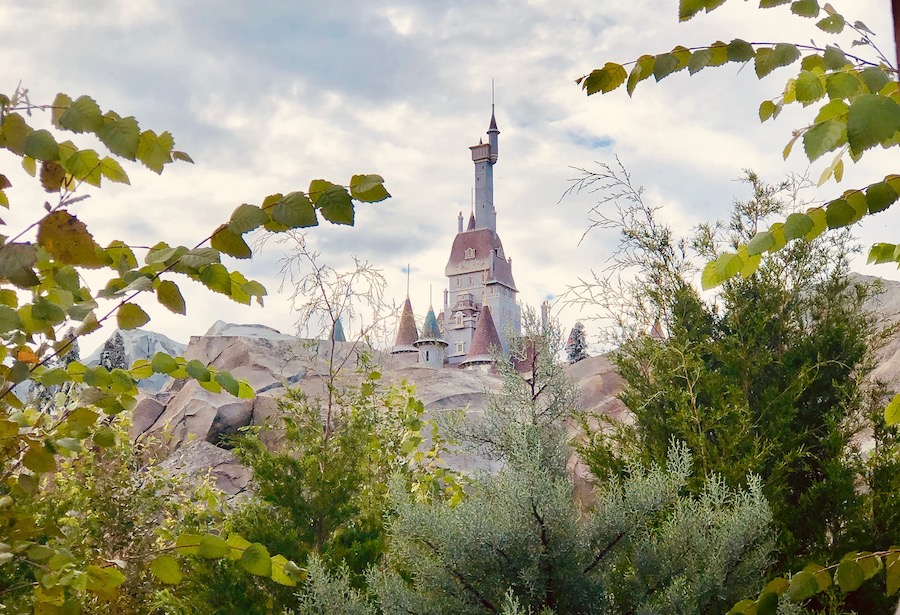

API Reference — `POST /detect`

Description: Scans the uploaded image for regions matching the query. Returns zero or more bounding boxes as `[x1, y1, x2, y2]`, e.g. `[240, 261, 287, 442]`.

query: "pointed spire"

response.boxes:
[461, 306, 501, 367]
[332, 317, 346, 343]
[393, 296, 419, 348]
[416, 305, 445, 344]
[467, 211, 475, 231]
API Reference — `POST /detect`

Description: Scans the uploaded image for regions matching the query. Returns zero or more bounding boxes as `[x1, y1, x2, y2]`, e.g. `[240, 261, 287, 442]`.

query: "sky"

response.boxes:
[0, 0, 896, 354]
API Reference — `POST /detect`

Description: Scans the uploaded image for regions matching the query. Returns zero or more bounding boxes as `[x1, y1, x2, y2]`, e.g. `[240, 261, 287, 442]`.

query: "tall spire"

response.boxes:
[469, 98, 499, 233]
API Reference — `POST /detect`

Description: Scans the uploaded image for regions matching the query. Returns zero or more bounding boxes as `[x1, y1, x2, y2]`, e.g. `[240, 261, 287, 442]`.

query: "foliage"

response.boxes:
[372, 435, 772, 615]
[565, 321, 588, 364]
[368, 327, 771, 614]
[97, 331, 126, 371]
[571, 166, 899, 610]
[580, 1, 898, 294]
[0, 85, 389, 609]
[177, 365, 463, 614]
[0, 420, 220, 613]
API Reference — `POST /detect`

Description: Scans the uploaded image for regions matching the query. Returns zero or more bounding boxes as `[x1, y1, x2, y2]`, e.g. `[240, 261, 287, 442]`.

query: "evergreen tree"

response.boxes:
[565, 321, 588, 363]
[98, 330, 128, 371]
[575, 170, 889, 608]
[371, 325, 772, 615]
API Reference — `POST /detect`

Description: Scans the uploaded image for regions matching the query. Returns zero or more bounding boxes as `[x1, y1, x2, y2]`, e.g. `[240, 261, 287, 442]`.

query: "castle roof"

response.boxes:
[415, 306, 447, 347]
[460, 305, 501, 366]
[467, 212, 475, 231]
[392, 297, 419, 353]
[445, 228, 517, 290]
[332, 317, 346, 343]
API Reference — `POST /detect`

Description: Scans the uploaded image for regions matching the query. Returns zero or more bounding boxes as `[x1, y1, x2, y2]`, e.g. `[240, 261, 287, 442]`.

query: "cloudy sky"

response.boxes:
[0, 0, 896, 352]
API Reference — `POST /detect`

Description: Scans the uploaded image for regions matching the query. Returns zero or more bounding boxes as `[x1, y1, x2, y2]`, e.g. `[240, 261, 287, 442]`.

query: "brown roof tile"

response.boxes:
[444, 229, 516, 290]
[393, 297, 419, 349]
[462, 305, 501, 364]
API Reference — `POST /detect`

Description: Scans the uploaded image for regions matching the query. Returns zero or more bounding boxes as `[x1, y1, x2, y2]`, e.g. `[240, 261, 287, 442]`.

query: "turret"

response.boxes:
[414, 306, 448, 369]
[488, 106, 499, 164]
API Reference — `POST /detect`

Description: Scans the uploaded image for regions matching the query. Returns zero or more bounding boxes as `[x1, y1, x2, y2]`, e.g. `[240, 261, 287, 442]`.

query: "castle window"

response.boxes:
[425, 350, 430, 361]
[464, 248, 475, 259]
[455, 313, 463, 326]
[456, 341, 465, 354]
[455, 277, 460, 287]
[468, 275, 473, 285]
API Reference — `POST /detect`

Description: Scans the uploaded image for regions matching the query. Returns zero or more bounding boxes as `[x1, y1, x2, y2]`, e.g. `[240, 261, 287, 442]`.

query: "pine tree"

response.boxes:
[98, 331, 127, 371]
[565, 321, 588, 364]
[370, 325, 772, 615]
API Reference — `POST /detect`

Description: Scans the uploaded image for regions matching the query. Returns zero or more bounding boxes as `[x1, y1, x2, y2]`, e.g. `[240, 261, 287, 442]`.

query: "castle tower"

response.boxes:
[391, 296, 419, 362]
[414, 305, 448, 369]
[443, 109, 521, 364]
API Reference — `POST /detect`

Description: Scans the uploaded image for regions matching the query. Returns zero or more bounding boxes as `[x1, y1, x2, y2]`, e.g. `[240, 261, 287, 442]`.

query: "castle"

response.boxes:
[391, 108, 521, 370]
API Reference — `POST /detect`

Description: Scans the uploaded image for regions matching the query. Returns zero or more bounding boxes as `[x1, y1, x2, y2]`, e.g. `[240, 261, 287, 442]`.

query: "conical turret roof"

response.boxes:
[332, 317, 346, 343]
[415, 306, 447, 347]
[460, 305, 501, 366]
[392, 297, 419, 354]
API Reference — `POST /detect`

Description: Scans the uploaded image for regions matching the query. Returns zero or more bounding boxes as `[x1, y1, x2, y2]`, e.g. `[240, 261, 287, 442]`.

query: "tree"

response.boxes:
[98, 330, 127, 371]
[0, 84, 389, 609]
[370, 329, 772, 614]
[565, 321, 588, 363]
[570, 166, 897, 611]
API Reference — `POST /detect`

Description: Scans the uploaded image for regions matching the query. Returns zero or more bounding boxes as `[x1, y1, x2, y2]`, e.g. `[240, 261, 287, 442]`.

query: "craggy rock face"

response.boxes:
[129, 323, 629, 498]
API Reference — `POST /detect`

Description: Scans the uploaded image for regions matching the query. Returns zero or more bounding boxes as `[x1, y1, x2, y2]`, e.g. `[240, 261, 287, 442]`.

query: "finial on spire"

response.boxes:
[406, 263, 410, 298]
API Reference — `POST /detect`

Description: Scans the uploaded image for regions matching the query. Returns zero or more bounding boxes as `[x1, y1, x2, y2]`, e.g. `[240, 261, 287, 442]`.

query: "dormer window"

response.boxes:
[465, 248, 475, 259]
[456, 340, 465, 354]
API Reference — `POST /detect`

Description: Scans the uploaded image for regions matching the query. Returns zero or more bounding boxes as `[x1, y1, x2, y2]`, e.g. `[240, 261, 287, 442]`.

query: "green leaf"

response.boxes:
[151, 352, 178, 374]
[23, 446, 56, 473]
[238, 380, 255, 399]
[746, 231, 775, 255]
[64, 148, 102, 186]
[0, 305, 22, 333]
[24, 130, 60, 162]
[215, 371, 241, 396]
[866, 182, 898, 214]
[199, 264, 232, 295]
[172, 150, 194, 163]
[755, 43, 801, 78]
[626, 55, 655, 96]
[271, 192, 318, 229]
[130, 359, 153, 379]
[58, 95, 103, 133]
[1, 113, 32, 155]
[794, 70, 824, 103]
[814, 99, 849, 123]
[270, 555, 298, 586]
[136, 129, 174, 174]
[759, 100, 777, 122]
[175, 533, 202, 556]
[687, 48, 712, 75]
[150, 555, 183, 585]
[186, 359, 211, 383]
[817, 13, 845, 33]
[886, 394, 900, 425]
[825, 72, 860, 99]
[802, 119, 844, 161]
[701, 252, 744, 289]
[317, 186, 354, 225]
[180, 247, 220, 270]
[97, 116, 140, 160]
[93, 426, 117, 447]
[835, 560, 864, 592]
[583, 63, 628, 94]
[210, 225, 252, 259]
[784, 213, 813, 241]
[846, 94, 900, 155]
[653, 53, 680, 80]
[157, 280, 186, 315]
[51, 92, 73, 128]
[117, 302, 150, 330]
[198, 534, 230, 559]
[791, 0, 819, 17]
[801, 54, 825, 72]
[788, 570, 820, 601]
[825, 198, 856, 228]
[99, 157, 130, 185]
[822, 45, 848, 70]
[349, 173, 391, 202]
[760, 0, 790, 6]
[860, 68, 889, 95]
[228, 204, 268, 234]
[0, 243, 39, 287]
[226, 534, 252, 560]
[803, 563, 832, 592]
[727, 39, 755, 62]
[86, 564, 126, 595]
[238, 543, 272, 576]
[887, 551, 900, 595]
